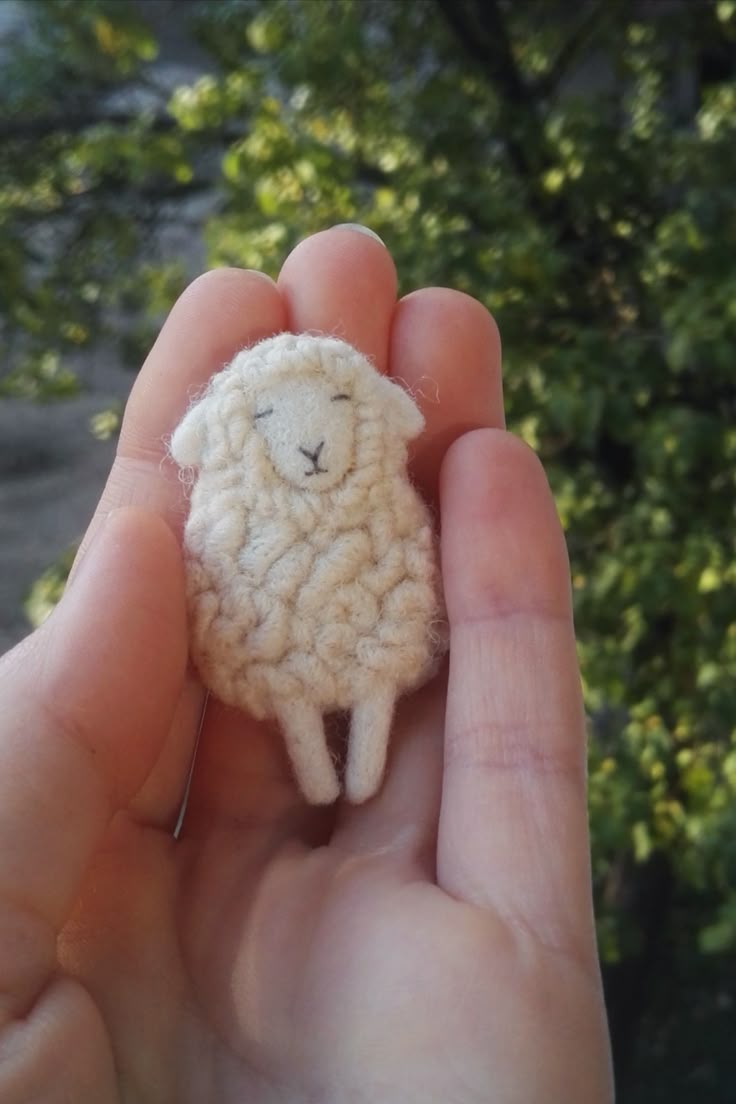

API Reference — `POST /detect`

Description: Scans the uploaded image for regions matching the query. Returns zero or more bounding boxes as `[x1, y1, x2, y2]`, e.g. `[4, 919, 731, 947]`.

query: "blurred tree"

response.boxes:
[2, 0, 736, 1097]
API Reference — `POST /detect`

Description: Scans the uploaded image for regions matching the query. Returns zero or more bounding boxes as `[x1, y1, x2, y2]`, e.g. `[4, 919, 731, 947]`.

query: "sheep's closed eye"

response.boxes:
[255, 407, 274, 420]
[331, 393, 351, 402]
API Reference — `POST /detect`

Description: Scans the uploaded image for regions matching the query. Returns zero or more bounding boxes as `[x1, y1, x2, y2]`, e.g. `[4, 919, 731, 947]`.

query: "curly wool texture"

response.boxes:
[170, 333, 445, 803]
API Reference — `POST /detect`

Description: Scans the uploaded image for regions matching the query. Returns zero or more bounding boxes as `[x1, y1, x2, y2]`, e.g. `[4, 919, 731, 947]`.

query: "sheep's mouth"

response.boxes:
[304, 466, 328, 477]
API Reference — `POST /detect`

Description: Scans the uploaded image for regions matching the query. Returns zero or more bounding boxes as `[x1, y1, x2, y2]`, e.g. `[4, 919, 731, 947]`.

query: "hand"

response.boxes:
[0, 227, 613, 1102]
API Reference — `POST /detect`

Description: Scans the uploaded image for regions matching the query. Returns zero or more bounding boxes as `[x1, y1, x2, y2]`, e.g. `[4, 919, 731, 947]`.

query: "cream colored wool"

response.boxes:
[170, 333, 445, 804]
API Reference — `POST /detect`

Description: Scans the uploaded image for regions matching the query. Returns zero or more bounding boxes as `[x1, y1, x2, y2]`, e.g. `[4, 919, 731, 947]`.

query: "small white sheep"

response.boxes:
[170, 332, 445, 804]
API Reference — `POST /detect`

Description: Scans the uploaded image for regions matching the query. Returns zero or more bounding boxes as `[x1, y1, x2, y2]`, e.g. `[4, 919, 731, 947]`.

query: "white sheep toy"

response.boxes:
[170, 332, 445, 804]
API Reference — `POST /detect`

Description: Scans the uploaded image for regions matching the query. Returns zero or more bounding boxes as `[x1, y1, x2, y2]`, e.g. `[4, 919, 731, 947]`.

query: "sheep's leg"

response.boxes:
[275, 699, 340, 805]
[345, 687, 396, 803]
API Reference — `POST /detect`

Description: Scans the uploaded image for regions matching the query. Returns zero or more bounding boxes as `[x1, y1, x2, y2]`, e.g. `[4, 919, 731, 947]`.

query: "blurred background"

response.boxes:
[1, 0, 735, 1097]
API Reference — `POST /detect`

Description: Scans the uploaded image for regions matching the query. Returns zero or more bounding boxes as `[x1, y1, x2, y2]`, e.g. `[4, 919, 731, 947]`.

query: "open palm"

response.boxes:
[0, 228, 612, 1102]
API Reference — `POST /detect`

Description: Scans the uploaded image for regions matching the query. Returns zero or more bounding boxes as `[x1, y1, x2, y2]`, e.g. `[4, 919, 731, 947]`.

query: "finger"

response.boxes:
[71, 268, 286, 824]
[337, 291, 502, 855]
[74, 268, 286, 561]
[0, 508, 186, 1021]
[437, 430, 596, 960]
[390, 288, 503, 503]
[278, 225, 398, 371]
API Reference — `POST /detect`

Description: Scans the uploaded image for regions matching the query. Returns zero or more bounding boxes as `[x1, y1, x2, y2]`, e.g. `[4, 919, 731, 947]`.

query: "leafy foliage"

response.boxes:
[23, 544, 77, 628]
[2, 0, 735, 1095]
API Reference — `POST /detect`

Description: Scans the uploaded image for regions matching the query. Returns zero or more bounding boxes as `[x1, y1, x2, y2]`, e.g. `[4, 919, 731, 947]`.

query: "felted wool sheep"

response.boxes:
[170, 332, 445, 805]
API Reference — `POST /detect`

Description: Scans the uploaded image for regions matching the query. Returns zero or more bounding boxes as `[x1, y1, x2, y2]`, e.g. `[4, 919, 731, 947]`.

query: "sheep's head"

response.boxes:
[170, 333, 424, 495]
[251, 371, 356, 491]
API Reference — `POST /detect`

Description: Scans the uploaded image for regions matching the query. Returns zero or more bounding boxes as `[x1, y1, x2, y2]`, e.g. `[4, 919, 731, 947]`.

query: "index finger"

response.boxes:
[74, 268, 286, 563]
[68, 268, 286, 827]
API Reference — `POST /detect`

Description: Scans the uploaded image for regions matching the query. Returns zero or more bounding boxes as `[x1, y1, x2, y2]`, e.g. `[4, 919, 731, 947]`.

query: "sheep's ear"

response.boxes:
[377, 376, 425, 440]
[169, 400, 207, 467]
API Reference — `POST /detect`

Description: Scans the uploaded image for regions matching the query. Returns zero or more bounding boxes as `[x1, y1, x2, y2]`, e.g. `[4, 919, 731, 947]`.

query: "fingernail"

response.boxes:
[332, 223, 385, 246]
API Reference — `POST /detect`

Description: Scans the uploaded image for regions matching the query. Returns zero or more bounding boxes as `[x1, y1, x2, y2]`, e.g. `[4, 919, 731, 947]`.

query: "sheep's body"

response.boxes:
[171, 333, 444, 803]
[185, 471, 438, 719]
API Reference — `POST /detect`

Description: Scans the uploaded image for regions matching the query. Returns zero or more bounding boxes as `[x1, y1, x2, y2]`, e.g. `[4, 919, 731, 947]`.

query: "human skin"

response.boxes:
[0, 226, 614, 1102]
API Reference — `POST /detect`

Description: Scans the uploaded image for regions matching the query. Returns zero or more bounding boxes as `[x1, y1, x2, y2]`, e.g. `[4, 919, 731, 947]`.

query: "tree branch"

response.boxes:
[471, 0, 538, 109]
[434, 0, 536, 178]
[0, 110, 177, 143]
[533, 0, 611, 98]
[433, 0, 648, 320]
[434, 0, 500, 75]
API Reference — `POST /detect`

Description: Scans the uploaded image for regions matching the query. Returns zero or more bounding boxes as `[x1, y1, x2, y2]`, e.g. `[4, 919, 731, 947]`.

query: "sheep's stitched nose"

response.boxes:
[299, 440, 328, 476]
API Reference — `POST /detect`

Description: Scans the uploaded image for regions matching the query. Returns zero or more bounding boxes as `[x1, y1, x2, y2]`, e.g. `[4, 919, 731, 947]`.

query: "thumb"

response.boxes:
[0, 508, 187, 1019]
